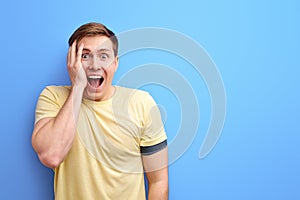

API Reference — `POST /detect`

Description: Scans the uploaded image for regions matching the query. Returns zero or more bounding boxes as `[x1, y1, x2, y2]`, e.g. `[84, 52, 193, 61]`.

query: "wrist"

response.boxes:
[71, 84, 85, 96]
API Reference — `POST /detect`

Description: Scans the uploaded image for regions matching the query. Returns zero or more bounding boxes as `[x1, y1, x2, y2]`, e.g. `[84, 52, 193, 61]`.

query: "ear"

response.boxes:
[114, 56, 119, 72]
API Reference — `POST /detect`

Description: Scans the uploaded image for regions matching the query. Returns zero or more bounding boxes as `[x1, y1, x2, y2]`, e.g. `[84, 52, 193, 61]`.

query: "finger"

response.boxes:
[76, 42, 84, 63]
[67, 41, 75, 68]
[70, 40, 77, 66]
[67, 45, 71, 67]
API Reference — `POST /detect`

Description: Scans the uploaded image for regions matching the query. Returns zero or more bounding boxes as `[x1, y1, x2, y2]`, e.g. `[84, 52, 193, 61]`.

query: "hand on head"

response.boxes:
[67, 41, 87, 90]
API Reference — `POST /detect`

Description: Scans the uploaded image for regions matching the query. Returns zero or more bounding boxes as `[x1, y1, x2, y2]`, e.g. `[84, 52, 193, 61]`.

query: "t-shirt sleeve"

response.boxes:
[140, 93, 167, 155]
[35, 86, 62, 124]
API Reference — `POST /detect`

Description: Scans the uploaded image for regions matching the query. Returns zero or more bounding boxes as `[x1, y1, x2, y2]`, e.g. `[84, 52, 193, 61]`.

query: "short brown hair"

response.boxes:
[68, 22, 118, 56]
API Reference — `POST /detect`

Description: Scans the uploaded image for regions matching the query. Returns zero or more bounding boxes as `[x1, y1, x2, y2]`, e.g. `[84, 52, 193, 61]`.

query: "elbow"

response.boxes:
[148, 181, 169, 200]
[38, 152, 63, 169]
[32, 134, 64, 169]
[159, 183, 169, 198]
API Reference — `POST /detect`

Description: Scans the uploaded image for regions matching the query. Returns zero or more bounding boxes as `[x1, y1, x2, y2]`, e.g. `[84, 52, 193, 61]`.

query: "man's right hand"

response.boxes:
[67, 41, 87, 90]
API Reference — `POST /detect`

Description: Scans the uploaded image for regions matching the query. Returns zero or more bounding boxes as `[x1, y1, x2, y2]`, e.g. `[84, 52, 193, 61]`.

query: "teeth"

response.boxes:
[88, 75, 102, 79]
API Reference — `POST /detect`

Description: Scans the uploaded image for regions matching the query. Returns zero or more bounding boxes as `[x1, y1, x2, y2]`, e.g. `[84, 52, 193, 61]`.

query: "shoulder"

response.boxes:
[43, 85, 71, 93]
[115, 86, 153, 103]
[39, 85, 71, 102]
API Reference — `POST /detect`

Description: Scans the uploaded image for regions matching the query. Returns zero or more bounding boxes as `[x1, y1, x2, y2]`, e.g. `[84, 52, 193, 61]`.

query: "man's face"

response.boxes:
[78, 35, 118, 101]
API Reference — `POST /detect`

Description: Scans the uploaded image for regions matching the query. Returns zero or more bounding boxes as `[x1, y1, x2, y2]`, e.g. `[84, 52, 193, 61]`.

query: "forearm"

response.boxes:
[32, 85, 84, 168]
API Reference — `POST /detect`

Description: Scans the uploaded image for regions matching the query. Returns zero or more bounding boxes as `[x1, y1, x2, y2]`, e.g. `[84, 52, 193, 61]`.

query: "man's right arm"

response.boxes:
[31, 85, 84, 168]
[32, 42, 86, 169]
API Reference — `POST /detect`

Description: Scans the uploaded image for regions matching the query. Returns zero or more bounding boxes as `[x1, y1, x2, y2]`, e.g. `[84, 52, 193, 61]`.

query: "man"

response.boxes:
[32, 22, 168, 200]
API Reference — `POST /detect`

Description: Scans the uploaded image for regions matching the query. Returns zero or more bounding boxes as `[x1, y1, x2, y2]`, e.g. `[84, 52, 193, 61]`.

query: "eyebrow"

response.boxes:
[97, 48, 111, 53]
[82, 48, 112, 53]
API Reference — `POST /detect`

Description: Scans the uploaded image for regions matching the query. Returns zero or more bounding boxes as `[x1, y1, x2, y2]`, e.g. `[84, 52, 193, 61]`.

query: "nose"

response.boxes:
[88, 56, 102, 70]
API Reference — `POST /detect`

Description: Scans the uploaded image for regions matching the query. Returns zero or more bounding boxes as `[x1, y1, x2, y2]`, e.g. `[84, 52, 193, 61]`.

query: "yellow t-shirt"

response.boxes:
[35, 85, 167, 200]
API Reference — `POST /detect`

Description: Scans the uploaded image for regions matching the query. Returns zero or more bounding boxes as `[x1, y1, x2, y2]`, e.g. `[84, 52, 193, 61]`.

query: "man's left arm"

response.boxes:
[142, 147, 169, 200]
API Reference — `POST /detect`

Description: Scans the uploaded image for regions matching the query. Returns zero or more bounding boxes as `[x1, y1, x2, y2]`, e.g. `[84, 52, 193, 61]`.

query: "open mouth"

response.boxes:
[87, 75, 104, 88]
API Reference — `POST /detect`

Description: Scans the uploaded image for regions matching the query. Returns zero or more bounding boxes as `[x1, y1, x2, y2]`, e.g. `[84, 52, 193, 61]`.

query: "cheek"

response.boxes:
[109, 61, 118, 72]
[82, 61, 89, 69]
[108, 65, 117, 74]
[104, 68, 115, 80]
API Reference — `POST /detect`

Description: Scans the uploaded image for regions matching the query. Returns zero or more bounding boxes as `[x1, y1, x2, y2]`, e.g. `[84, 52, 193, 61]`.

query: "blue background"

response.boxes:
[1, 0, 299, 199]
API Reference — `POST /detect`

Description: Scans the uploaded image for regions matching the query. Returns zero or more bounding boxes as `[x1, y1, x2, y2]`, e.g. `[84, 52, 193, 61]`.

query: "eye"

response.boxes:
[100, 53, 109, 60]
[81, 53, 89, 60]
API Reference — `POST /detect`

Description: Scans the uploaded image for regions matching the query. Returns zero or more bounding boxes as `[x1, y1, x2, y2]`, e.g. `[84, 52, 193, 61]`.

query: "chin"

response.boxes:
[84, 83, 111, 101]
[84, 90, 103, 101]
